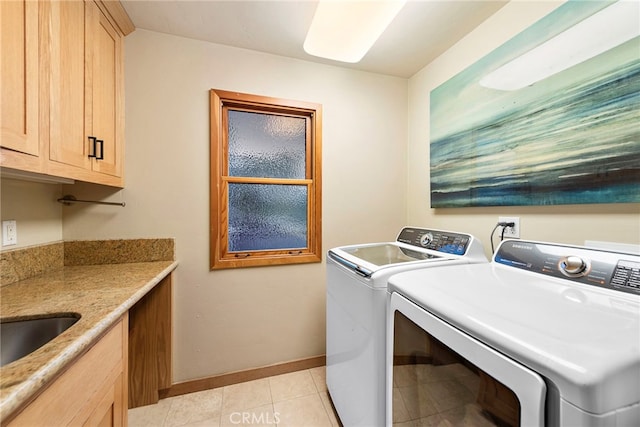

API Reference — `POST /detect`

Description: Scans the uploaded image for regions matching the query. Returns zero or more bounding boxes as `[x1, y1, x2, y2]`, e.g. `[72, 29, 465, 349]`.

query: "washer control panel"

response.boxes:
[495, 240, 640, 295]
[397, 227, 472, 255]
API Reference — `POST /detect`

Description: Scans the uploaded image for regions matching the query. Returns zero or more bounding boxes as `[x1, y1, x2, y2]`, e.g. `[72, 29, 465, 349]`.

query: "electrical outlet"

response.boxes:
[2, 220, 17, 246]
[498, 216, 520, 239]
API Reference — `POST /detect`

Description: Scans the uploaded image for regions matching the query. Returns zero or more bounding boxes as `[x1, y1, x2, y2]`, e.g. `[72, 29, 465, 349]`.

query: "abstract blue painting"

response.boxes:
[430, 0, 640, 208]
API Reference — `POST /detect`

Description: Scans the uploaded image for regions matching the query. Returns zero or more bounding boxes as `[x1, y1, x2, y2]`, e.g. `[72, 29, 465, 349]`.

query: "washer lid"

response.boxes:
[388, 263, 640, 414]
[328, 243, 449, 282]
[340, 243, 441, 266]
[330, 227, 487, 274]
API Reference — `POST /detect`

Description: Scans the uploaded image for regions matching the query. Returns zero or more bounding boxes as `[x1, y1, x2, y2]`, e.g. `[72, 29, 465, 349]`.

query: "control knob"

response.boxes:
[420, 232, 434, 247]
[560, 256, 587, 276]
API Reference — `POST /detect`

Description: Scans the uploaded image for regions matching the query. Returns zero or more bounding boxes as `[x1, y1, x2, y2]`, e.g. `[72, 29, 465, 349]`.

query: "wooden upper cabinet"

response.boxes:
[47, 0, 92, 171]
[1, 0, 132, 187]
[0, 0, 41, 167]
[90, 3, 123, 178]
[47, 0, 124, 185]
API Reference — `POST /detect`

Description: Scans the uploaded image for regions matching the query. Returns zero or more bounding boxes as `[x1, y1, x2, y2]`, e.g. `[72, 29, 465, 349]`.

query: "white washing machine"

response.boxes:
[386, 239, 640, 426]
[326, 227, 487, 426]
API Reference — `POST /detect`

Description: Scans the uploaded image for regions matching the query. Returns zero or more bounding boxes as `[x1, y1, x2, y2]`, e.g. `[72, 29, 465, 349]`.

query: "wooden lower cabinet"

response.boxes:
[7, 316, 128, 427]
[128, 274, 173, 408]
[5, 273, 173, 424]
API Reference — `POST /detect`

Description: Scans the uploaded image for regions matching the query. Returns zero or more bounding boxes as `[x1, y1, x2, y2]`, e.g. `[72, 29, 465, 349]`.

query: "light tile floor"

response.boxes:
[128, 366, 342, 427]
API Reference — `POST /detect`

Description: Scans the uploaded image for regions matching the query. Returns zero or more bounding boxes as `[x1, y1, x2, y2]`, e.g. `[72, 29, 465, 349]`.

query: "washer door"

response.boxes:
[387, 293, 546, 427]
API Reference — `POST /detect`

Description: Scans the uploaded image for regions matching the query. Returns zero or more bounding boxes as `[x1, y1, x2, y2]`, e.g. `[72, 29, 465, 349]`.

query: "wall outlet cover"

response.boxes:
[2, 220, 17, 246]
[498, 216, 520, 239]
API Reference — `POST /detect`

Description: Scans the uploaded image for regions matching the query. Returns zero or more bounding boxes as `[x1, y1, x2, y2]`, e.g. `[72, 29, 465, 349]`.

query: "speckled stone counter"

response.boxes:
[0, 260, 178, 421]
[1, 239, 175, 287]
[64, 239, 175, 266]
[0, 242, 65, 286]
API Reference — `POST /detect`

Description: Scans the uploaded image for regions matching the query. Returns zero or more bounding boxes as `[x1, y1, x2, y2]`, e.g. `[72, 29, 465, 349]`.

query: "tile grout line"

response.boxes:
[266, 375, 277, 427]
[219, 385, 225, 427]
[311, 367, 338, 425]
[161, 397, 172, 427]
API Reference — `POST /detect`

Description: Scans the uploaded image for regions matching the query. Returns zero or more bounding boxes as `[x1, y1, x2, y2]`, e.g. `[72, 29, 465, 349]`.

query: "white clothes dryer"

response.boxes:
[326, 227, 487, 426]
[386, 239, 640, 426]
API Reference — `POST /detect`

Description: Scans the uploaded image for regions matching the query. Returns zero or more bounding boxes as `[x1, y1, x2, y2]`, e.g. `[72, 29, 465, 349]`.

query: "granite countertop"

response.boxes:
[0, 260, 178, 420]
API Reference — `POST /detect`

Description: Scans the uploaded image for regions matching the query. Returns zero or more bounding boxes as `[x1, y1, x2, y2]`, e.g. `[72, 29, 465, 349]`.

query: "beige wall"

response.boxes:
[407, 0, 640, 257]
[0, 179, 63, 248]
[61, 29, 408, 382]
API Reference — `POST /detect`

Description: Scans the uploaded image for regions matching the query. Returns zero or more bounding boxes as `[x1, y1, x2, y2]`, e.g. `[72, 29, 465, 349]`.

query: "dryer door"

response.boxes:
[387, 293, 546, 427]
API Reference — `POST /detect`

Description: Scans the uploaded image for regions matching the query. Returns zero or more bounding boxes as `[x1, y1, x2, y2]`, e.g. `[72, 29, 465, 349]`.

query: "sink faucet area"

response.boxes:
[0, 315, 80, 367]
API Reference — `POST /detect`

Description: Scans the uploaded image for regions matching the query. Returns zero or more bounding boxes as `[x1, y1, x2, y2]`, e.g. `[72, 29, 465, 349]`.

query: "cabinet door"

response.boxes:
[7, 317, 127, 427]
[47, 0, 123, 184]
[77, 373, 126, 427]
[0, 0, 39, 156]
[48, 0, 92, 170]
[89, 2, 123, 178]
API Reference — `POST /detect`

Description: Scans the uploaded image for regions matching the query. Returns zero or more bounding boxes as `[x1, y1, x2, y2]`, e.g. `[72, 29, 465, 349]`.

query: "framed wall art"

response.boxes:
[430, 0, 640, 208]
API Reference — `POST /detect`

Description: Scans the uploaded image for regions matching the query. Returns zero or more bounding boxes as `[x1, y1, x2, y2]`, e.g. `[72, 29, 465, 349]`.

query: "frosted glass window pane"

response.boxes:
[228, 110, 306, 178]
[228, 184, 308, 251]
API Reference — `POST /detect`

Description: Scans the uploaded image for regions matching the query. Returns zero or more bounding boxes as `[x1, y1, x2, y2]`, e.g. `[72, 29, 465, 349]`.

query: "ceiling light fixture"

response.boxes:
[303, 0, 407, 63]
[479, 0, 640, 91]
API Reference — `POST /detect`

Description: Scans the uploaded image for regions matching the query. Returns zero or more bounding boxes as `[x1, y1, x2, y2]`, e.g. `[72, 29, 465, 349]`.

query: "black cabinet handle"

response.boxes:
[96, 139, 104, 160]
[88, 136, 104, 160]
[88, 136, 97, 158]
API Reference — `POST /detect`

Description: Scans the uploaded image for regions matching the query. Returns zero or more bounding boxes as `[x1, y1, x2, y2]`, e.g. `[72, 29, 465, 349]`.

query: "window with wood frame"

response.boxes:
[210, 89, 322, 270]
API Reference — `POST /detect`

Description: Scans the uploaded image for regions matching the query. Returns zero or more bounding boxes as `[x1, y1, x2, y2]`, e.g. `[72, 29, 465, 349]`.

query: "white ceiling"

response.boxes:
[121, 0, 508, 78]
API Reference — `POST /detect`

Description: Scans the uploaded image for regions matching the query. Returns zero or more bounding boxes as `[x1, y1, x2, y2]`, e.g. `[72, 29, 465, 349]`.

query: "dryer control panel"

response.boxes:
[397, 227, 472, 255]
[494, 240, 640, 295]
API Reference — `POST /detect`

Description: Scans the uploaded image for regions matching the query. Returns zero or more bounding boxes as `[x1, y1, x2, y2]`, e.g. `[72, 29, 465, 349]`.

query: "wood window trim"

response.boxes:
[210, 89, 322, 270]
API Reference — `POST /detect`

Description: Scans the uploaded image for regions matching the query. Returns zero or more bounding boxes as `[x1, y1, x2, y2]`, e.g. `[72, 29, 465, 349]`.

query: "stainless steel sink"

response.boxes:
[1, 315, 80, 367]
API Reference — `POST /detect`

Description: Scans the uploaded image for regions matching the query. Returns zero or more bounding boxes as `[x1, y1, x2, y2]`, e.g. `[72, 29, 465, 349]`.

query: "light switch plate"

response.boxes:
[2, 220, 17, 246]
